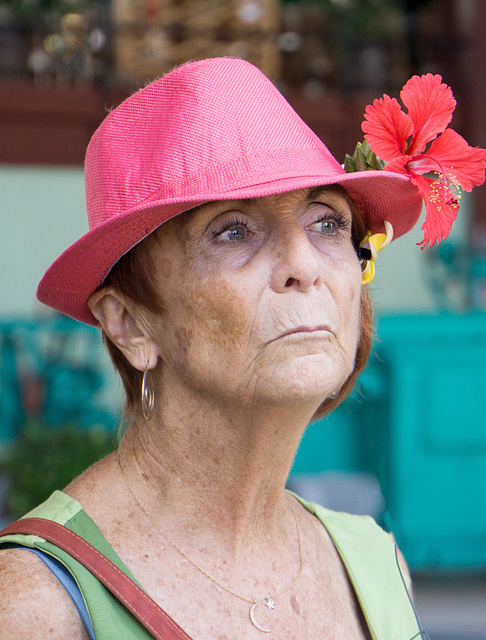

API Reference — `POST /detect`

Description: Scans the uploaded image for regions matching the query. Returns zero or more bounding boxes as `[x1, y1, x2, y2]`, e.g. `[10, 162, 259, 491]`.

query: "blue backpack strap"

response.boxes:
[13, 545, 96, 640]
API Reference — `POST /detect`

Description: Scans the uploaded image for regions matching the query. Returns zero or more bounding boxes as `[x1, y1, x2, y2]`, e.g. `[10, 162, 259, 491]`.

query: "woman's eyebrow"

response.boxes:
[307, 186, 343, 200]
[183, 200, 248, 224]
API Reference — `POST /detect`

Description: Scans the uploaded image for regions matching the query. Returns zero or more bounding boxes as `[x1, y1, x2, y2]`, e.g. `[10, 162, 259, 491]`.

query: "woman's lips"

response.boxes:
[274, 325, 334, 341]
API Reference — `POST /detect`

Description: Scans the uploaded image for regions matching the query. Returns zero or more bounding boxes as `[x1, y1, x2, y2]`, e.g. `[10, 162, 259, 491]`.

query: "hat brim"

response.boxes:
[37, 168, 422, 326]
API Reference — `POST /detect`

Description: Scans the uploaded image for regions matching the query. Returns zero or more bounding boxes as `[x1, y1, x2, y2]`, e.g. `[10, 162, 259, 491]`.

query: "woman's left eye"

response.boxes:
[313, 219, 338, 234]
[308, 217, 346, 236]
[306, 203, 352, 237]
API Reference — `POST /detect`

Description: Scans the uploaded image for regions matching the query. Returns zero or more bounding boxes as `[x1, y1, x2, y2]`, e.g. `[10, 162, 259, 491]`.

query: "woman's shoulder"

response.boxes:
[64, 451, 124, 523]
[0, 547, 90, 640]
[0, 490, 92, 639]
[0, 455, 121, 640]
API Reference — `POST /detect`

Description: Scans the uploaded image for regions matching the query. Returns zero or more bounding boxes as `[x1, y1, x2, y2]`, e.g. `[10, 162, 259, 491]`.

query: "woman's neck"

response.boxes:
[119, 381, 320, 551]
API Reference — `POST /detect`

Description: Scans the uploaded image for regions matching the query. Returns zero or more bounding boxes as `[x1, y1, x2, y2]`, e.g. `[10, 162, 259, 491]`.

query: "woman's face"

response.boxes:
[144, 187, 362, 410]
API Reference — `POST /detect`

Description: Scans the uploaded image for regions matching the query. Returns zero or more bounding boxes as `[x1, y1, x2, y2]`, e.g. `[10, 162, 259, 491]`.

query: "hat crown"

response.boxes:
[85, 57, 340, 229]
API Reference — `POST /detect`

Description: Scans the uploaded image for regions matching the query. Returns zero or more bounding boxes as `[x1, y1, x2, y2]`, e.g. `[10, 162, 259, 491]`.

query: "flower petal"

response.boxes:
[362, 95, 413, 161]
[424, 129, 486, 191]
[412, 174, 460, 247]
[383, 155, 412, 174]
[401, 74, 456, 156]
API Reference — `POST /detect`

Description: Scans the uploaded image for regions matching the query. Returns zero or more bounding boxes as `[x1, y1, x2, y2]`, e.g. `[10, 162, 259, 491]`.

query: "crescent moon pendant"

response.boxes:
[250, 603, 272, 633]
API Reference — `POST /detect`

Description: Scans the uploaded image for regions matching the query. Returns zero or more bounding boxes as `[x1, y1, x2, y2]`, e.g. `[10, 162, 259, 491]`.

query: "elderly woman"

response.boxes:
[1, 57, 483, 640]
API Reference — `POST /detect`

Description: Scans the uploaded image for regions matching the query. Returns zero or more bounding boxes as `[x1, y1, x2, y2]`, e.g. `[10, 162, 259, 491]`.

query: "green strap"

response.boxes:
[294, 495, 421, 640]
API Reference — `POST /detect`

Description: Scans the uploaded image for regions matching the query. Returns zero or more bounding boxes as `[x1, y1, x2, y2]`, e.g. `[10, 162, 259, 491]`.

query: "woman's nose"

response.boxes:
[270, 225, 323, 293]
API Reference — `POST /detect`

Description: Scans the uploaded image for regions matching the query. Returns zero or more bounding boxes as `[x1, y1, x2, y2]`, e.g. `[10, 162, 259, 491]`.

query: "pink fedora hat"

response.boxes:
[37, 57, 422, 325]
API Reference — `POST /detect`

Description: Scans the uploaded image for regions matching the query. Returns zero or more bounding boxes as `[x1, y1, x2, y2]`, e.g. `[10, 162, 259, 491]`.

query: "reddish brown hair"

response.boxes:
[101, 237, 164, 417]
[100, 186, 373, 420]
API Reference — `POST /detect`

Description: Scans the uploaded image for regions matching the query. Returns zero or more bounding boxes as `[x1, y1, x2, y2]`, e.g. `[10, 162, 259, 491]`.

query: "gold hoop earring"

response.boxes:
[141, 361, 155, 421]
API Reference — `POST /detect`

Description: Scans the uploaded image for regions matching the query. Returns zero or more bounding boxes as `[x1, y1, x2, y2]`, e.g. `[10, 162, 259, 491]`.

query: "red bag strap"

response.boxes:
[1, 517, 194, 640]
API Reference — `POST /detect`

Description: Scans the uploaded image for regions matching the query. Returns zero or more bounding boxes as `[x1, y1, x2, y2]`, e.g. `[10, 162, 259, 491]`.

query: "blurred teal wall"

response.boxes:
[0, 166, 86, 318]
[291, 312, 486, 570]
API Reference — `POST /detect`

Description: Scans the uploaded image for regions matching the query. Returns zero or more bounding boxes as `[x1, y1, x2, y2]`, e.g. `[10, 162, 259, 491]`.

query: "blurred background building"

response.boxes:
[1, 1, 486, 637]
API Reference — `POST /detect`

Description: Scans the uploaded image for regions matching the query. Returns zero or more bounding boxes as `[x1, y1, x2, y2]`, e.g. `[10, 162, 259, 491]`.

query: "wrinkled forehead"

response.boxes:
[165, 184, 358, 230]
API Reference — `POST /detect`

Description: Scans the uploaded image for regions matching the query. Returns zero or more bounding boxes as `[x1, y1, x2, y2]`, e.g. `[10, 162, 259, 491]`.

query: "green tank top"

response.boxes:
[0, 491, 421, 640]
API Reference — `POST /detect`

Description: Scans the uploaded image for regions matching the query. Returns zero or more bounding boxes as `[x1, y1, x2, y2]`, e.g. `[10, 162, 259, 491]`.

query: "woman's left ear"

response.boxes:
[88, 286, 159, 372]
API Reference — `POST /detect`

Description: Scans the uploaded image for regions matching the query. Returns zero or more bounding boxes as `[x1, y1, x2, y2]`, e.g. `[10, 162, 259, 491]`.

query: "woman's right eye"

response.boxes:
[212, 218, 251, 242]
[220, 225, 247, 241]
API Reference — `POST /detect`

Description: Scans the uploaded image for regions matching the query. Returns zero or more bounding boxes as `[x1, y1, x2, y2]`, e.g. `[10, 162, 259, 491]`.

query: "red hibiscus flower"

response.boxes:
[362, 73, 486, 247]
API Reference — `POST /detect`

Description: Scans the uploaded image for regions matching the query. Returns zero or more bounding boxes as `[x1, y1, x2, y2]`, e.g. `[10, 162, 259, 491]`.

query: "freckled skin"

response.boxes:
[155, 256, 174, 280]
[145, 188, 362, 410]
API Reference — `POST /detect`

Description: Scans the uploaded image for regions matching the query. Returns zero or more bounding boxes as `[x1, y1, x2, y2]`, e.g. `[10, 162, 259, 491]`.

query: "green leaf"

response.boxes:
[344, 155, 357, 173]
[344, 140, 386, 173]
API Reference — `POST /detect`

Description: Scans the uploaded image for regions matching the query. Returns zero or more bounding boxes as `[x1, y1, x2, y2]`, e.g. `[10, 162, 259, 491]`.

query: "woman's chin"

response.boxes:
[249, 354, 350, 408]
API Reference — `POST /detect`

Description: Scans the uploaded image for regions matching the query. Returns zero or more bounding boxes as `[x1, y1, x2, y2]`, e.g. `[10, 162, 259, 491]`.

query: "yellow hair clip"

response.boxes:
[359, 220, 394, 285]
